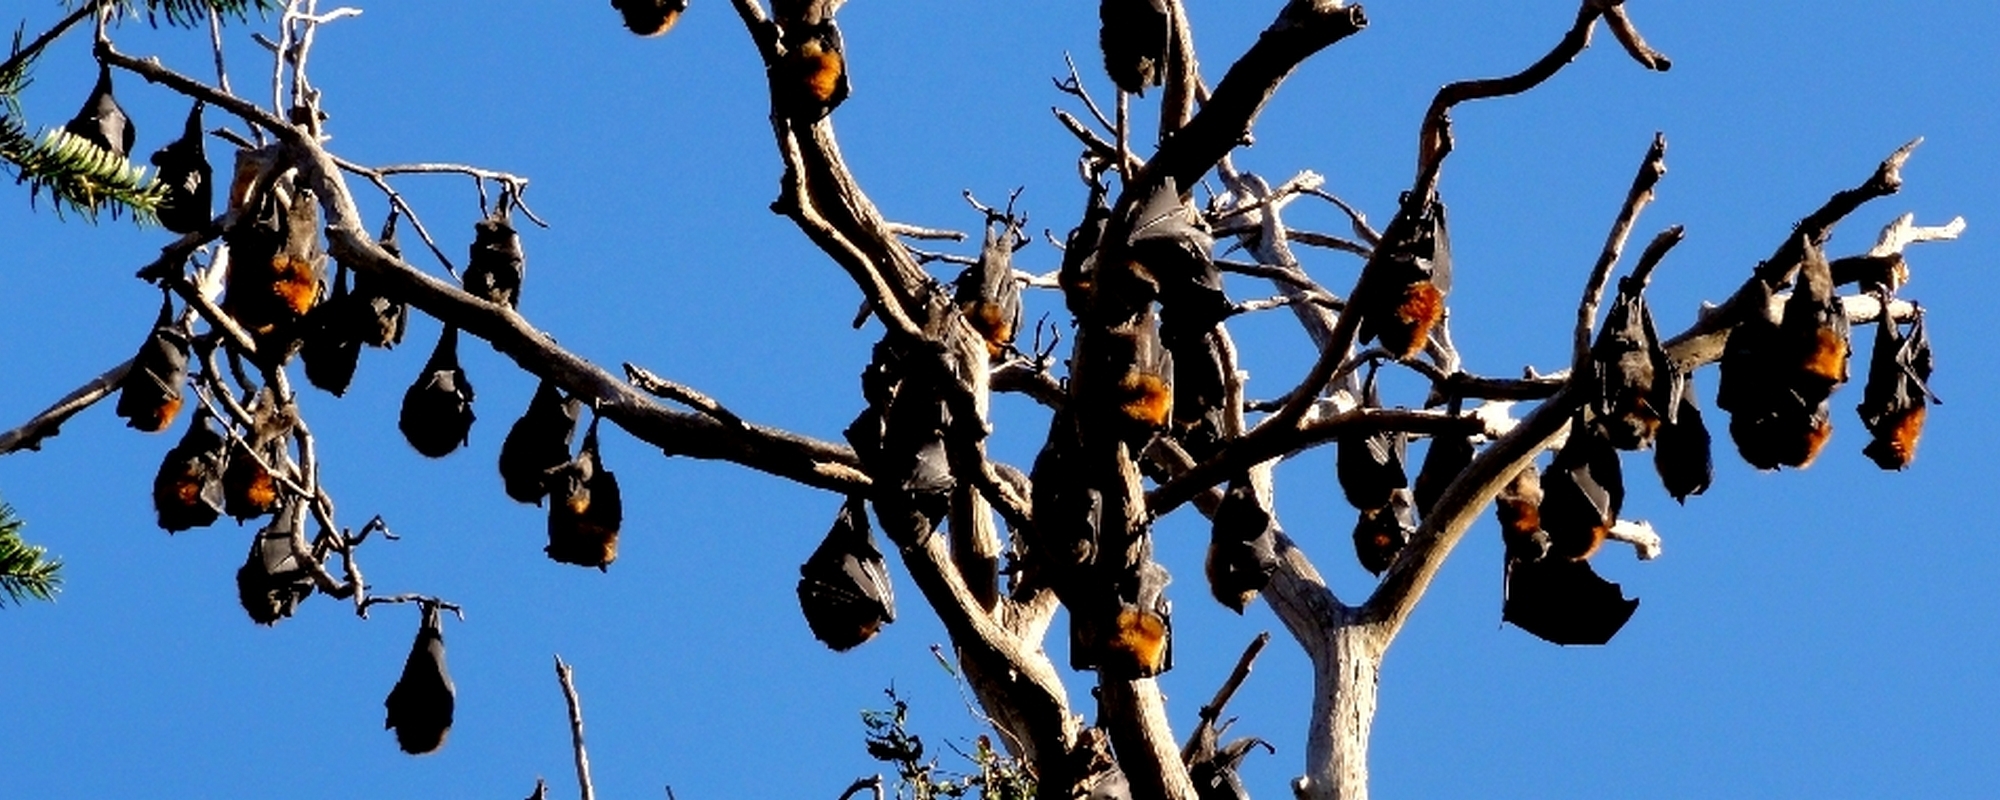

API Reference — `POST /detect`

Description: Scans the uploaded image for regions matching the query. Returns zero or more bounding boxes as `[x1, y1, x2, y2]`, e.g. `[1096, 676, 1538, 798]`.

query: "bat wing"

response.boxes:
[384, 609, 455, 755]
[1503, 557, 1639, 646]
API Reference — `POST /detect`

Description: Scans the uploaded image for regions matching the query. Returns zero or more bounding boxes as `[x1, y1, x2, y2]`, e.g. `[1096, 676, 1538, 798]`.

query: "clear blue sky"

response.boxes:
[2, 1, 1996, 797]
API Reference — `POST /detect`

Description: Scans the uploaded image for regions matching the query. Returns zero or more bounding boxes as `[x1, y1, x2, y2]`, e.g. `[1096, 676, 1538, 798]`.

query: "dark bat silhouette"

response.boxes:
[1187, 728, 1272, 800]
[544, 418, 622, 570]
[953, 209, 1026, 358]
[152, 409, 228, 533]
[114, 295, 190, 433]
[796, 497, 897, 651]
[499, 380, 582, 505]
[300, 260, 361, 396]
[1503, 556, 1639, 647]
[383, 603, 455, 755]
[398, 326, 476, 458]
[462, 208, 524, 308]
[1586, 278, 1673, 450]
[1355, 195, 1451, 359]
[611, 0, 688, 36]
[1098, 0, 1168, 95]
[1077, 310, 1175, 445]
[1539, 425, 1623, 562]
[63, 63, 134, 159]
[346, 213, 410, 349]
[1351, 491, 1414, 577]
[1857, 308, 1935, 470]
[1335, 369, 1408, 512]
[1205, 479, 1279, 613]
[1717, 240, 1845, 469]
[235, 504, 315, 625]
[1652, 370, 1713, 502]
[1413, 428, 1476, 521]
[148, 101, 212, 234]
[776, 19, 849, 122]
[1059, 180, 1112, 319]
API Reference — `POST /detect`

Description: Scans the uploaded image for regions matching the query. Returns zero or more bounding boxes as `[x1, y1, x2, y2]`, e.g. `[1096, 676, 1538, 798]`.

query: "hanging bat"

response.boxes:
[347, 213, 410, 349]
[1781, 239, 1851, 404]
[1335, 368, 1407, 513]
[1413, 427, 1476, 521]
[1187, 729, 1271, 800]
[544, 417, 622, 570]
[1494, 465, 1550, 564]
[499, 380, 582, 505]
[1355, 195, 1452, 359]
[384, 602, 456, 755]
[953, 209, 1026, 358]
[610, 0, 689, 36]
[1130, 178, 1228, 336]
[1026, 410, 1103, 585]
[1099, 0, 1168, 95]
[223, 179, 326, 339]
[1099, 561, 1172, 679]
[777, 19, 849, 122]
[1059, 181, 1112, 320]
[399, 326, 476, 458]
[845, 342, 953, 536]
[1652, 370, 1712, 503]
[1077, 310, 1175, 445]
[152, 409, 228, 533]
[1206, 479, 1279, 613]
[796, 497, 897, 651]
[114, 295, 190, 433]
[1586, 278, 1672, 450]
[148, 101, 212, 234]
[1857, 308, 1935, 470]
[223, 395, 293, 522]
[1169, 328, 1229, 464]
[1351, 491, 1414, 577]
[1716, 278, 1835, 470]
[1503, 555, 1639, 646]
[1538, 424, 1623, 562]
[300, 260, 361, 396]
[63, 63, 134, 159]
[234, 504, 315, 625]
[463, 208, 524, 308]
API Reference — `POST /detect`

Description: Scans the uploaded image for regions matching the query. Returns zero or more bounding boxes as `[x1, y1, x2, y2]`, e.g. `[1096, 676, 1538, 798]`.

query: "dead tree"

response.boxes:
[0, 2, 1967, 799]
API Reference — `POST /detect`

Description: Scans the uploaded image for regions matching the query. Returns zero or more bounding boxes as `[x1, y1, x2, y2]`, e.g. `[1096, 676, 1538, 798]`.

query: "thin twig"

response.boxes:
[1573, 132, 1667, 367]
[623, 363, 747, 430]
[554, 655, 597, 800]
[0, 359, 133, 455]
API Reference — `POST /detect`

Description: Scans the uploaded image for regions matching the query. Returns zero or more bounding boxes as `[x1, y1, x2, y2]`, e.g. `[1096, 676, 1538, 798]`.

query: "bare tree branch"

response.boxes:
[554, 655, 597, 800]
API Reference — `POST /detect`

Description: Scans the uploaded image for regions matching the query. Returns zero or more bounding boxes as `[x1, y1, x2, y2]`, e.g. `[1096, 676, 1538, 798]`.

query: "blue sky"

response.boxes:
[1, 1, 1996, 797]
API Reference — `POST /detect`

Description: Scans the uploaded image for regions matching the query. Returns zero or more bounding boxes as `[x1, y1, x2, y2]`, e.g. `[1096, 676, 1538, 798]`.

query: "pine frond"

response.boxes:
[75, 0, 283, 28]
[0, 502, 61, 607]
[1, 118, 163, 222]
[2, 25, 35, 112]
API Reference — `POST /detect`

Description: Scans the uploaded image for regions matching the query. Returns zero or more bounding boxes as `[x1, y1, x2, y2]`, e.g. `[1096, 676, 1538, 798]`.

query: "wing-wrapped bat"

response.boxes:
[1205, 479, 1279, 613]
[611, 0, 688, 36]
[1130, 179, 1228, 336]
[776, 19, 849, 122]
[1059, 180, 1112, 320]
[234, 504, 315, 625]
[1024, 410, 1102, 594]
[300, 260, 361, 396]
[1077, 310, 1175, 446]
[63, 63, 134, 159]
[1351, 491, 1414, 577]
[796, 497, 896, 651]
[499, 380, 582, 505]
[1355, 195, 1451, 359]
[1653, 370, 1713, 502]
[115, 296, 190, 433]
[223, 396, 293, 522]
[463, 208, 524, 308]
[152, 409, 228, 533]
[953, 210, 1026, 358]
[1335, 368, 1407, 512]
[1413, 427, 1476, 521]
[148, 101, 212, 234]
[223, 179, 325, 339]
[1098, 0, 1168, 95]
[1503, 556, 1639, 646]
[1586, 277, 1673, 450]
[1187, 728, 1271, 800]
[1539, 425, 1623, 562]
[347, 213, 410, 349]
[384, 603, 456, 755]
[844, 342, 954, 539]
[1782, 239, 1851, 404]
[1096, 561, 1172, 679]
[544, 418, 622, 570]
[1716, 276, 1835, 470]
[399, 326, 476, 458]
[1494, 466, 1550, 564]
[1857, 308, 1935, 470]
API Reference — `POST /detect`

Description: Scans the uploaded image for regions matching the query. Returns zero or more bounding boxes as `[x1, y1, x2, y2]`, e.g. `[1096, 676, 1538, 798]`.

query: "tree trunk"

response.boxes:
[1295, 624, 1383, 800]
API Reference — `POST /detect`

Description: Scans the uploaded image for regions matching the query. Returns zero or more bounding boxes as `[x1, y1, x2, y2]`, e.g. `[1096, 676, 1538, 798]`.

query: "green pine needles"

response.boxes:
[0, 502, 61, 607]
[1, 117, 165, 221]
[76, 0, 283, 29]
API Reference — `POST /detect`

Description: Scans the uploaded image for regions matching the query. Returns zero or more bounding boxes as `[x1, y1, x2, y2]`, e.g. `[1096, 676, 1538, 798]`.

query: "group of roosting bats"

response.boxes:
[39, 0, 1938, 773]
